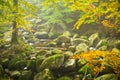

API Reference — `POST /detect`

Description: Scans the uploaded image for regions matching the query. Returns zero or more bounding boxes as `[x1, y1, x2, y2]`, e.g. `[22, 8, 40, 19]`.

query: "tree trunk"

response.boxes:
[11, 0, 18, 44]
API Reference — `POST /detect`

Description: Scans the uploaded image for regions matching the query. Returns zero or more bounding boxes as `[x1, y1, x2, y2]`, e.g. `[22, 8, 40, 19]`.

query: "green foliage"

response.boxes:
[39, 2, 74, 26]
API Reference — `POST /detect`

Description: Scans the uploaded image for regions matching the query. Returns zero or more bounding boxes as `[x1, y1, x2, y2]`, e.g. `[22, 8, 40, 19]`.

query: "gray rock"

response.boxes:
[95, 74, 118, 80]
[40, 54, 64, 70]
[34, 69, 54, 80]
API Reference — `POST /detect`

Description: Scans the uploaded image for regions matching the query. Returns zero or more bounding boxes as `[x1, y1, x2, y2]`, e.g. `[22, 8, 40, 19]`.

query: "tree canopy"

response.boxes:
[43, 0, 120, 32]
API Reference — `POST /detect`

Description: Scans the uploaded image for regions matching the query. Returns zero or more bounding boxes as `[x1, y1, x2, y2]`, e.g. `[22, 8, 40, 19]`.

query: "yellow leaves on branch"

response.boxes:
[69, 50, 120, 76]
[101, 20, 115, 28]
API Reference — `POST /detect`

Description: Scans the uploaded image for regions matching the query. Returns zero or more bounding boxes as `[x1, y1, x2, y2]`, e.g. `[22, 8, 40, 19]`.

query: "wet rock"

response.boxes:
[57, 76, 72, 80]
[34, 32, 49, 39]
[34, 69, 54, 80]
[95, 74, 117, 80]
[75, 43, 88, 53]
[40, 54, 64, 70]
[18, 70, 32, 80]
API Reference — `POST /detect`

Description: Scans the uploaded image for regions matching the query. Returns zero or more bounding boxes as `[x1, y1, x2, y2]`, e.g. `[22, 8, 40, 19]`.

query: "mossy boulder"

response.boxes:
[8, 58, 26, 70]
[27, 60, 36, 72]
[34, 69, 54, 80]
[36, 50, 48, 57]
[64, 59, 76, 71]
[11, 70, 21, 79]
[47, 41, 56, 47]
[18, 70, 32, 80]
[88, 33, 99, 46]
[57, 76, 72, 80]
[75, 43, 88, 53]
[68, 46, 76, 52]
[95, 74, 118, 80]
[55, 35, 71, 45]
[34, 32, 49, 39]
[36, 56, 46, 72]
[51, 48, 63, 55]
[40, 54, 64, 70]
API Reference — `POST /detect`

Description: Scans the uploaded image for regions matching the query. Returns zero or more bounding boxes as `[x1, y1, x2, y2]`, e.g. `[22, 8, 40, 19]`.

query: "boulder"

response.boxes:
[8, 58, 26, 70]
[40, 54, 64, 70]
[34, 69, 54, 80]
[55, 35, 71, 45]
[11, 70, 21, 79]
[68, 46, 76, 52]
[34, 32, 49, 39]
[88, 33, 99, 46]
[51, 48, 63, 55]
[64, 59, 76, 71]
[75, 43, 88, 53]
[57, 76, 72, 80]
[36, 50, 48, 57]
[47, 41, 56, 47]
[18, 70, 32, 80]
[36, 56, 46, 72]
[27, 60, 36, 72]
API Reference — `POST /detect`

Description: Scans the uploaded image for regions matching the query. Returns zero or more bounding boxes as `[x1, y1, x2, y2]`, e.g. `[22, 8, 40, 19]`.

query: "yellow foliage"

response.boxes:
[70, 50, 120, 76]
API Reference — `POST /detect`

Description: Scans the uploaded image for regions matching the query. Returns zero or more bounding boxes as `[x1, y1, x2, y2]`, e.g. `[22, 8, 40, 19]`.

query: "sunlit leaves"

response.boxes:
[69, 50, 120, 76]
